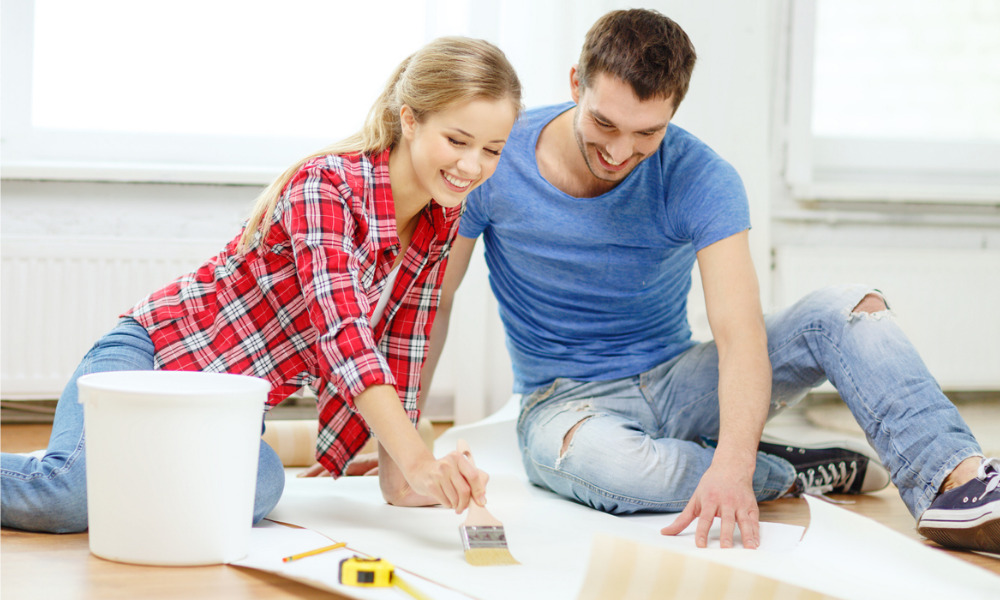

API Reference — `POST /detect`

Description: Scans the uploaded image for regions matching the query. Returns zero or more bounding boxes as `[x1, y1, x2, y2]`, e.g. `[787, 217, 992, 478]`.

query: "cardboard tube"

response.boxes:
[262, 420, 319, 467]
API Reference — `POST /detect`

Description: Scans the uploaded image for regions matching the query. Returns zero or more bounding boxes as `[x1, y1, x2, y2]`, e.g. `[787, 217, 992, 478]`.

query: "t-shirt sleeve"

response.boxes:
[671, 156, 751, 251]
[457, 186, 489, 239]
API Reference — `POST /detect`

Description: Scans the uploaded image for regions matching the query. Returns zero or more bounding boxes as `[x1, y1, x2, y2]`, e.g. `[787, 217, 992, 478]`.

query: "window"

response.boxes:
[1, 0, 479, 183]
[2, 0, 641, 184]
[785, 0, 1000, 203]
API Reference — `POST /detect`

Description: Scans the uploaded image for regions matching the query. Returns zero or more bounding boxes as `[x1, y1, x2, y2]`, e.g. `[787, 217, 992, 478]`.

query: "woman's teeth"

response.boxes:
[443, 172, 472, 189]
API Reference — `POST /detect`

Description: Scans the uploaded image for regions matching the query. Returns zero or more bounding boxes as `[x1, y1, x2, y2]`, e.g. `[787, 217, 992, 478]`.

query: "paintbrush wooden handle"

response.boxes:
[456, 439, 492, 511]
[456, 438, 474, 464]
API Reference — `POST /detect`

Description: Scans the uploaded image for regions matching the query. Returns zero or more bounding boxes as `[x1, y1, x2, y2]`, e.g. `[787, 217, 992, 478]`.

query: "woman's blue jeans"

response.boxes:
[0, 318, 286, 533]
[517, 284, 982, 519]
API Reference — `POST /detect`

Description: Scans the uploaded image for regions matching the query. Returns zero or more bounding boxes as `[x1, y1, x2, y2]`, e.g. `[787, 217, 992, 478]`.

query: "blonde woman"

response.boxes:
[1, 37, 522, 533]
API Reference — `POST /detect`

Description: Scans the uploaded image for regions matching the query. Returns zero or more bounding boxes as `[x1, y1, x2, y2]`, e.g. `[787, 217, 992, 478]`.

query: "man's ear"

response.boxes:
[569, 65, 581, 103]
[400, 104, 417, 139]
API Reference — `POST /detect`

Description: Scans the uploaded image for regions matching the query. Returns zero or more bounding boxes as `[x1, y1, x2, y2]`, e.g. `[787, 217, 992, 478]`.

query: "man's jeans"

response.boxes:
[517, 284, 982, 519]
[0, 318, 285, 533]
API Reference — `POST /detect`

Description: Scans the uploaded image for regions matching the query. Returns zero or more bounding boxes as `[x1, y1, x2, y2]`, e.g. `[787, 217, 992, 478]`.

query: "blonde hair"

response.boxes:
[237, 36, 522, 253]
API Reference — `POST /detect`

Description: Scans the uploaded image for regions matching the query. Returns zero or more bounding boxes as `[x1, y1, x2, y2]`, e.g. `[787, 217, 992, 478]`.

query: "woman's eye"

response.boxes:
[485, 148, 502, 156]
[448, 137, 466, 146]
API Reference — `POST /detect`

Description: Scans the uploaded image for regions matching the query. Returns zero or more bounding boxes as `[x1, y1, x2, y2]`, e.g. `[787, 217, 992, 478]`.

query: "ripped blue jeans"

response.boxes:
[516, 284, 982, 519]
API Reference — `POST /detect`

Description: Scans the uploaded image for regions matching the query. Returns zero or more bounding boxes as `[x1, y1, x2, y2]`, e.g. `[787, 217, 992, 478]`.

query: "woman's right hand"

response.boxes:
[352, 384, 487, 511]
[378, 441, 488, 512]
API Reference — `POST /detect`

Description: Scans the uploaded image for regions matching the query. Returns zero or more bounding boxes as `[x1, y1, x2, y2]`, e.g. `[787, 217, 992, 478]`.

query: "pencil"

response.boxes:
[282, 541, 347, 562]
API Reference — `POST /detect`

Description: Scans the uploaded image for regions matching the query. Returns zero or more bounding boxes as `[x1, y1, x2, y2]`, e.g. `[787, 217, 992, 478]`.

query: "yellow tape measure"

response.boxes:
[339, 556, 432, 600]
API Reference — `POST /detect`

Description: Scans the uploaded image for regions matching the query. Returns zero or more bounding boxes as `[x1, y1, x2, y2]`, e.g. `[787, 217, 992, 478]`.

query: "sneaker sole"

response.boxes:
[759, 434, 890, 493]
[917, 514, 1000, 554]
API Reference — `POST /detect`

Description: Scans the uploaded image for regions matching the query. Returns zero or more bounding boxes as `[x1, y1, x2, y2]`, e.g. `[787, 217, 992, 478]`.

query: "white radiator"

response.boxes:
[0, 235, 490, 419]
[1, 236, 221, 399]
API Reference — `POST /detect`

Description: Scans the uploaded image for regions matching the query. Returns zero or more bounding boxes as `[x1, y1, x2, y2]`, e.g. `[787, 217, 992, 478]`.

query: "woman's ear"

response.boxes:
[400, 104, 417, 140]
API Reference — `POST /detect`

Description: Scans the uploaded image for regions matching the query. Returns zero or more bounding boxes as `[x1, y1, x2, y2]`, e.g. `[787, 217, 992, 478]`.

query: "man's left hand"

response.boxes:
[659, 464, 760, 549]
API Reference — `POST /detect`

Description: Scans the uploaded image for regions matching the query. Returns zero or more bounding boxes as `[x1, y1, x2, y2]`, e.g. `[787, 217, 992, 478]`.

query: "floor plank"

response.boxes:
[3, 422, 997, 600]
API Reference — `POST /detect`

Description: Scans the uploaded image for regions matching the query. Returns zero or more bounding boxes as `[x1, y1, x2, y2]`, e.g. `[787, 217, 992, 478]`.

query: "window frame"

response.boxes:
[784, 0, 1000, 205]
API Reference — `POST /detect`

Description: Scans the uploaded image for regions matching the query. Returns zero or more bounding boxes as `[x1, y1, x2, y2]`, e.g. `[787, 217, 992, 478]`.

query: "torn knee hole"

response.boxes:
[852, 293, 887, 314]
[560, 416, 593, 458]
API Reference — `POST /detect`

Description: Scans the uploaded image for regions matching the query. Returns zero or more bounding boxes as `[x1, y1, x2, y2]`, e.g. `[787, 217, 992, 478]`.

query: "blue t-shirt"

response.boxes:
[459, 102, 750, 393]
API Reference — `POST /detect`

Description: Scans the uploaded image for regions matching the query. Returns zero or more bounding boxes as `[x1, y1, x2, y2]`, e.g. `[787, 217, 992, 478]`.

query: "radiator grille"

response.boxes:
[1, 237, 220, 399]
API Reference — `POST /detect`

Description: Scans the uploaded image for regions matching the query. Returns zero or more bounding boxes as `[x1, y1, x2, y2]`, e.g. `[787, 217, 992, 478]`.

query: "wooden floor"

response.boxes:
[3, 423, 998, 599]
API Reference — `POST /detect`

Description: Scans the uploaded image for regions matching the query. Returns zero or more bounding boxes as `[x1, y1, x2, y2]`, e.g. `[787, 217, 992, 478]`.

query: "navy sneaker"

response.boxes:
[756, 436, 890, 495]
[917, 457, 1000, 554]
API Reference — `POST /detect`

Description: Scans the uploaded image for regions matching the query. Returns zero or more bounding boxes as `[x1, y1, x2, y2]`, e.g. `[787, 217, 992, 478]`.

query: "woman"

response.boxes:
[1, 36, 522, 533]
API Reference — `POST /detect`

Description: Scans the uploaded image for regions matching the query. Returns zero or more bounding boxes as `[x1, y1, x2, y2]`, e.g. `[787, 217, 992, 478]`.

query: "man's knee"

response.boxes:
[559, 416, 594, 459]
[852, 292, 887, 314]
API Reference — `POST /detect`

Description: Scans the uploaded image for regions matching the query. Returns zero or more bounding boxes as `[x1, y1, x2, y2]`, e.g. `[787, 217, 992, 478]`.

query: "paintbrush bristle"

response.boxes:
[464, 546, 520, 566]
[459, 507, 519, 566]
[455, 439, 519, 566]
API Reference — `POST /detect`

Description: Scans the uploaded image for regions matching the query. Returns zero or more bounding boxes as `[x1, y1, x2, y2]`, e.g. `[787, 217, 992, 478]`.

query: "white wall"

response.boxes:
[5, 1, 994, 418]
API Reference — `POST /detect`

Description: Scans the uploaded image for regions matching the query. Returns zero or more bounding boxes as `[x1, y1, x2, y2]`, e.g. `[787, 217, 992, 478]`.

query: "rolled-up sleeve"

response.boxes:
[281, 165, 396, 409]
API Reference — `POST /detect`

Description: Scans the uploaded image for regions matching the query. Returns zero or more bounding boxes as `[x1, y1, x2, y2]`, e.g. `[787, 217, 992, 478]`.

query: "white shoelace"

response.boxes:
[979, 457, 1000, 495]
[796, 460, 859, 495]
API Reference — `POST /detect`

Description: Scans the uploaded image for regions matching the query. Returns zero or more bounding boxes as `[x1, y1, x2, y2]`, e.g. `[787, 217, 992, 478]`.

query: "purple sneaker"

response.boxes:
[917, 457, 1000, 554]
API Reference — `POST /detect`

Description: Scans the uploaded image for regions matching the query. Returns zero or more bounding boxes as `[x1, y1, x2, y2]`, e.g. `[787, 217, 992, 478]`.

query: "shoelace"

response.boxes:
[979, 457, 1000, 495]
[795, 460, 859, 495]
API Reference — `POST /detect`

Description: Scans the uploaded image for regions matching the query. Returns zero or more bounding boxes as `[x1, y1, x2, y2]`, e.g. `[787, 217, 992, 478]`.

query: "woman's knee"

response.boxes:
[40, 499, 89, 533]
[252, 441, 285, 523]
[0, 478, 89, 533]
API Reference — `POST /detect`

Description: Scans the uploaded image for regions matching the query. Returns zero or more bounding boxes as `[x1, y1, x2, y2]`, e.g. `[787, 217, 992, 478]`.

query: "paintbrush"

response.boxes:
[456, 439, 519, 566]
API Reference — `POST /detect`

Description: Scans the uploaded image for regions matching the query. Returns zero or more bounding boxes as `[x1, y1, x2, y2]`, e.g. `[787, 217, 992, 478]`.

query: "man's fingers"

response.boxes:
[720, 510, 736, 549]
[695, 512, 715, 548]
[737, 509, 761, 549]
[660, 505, 695, 536]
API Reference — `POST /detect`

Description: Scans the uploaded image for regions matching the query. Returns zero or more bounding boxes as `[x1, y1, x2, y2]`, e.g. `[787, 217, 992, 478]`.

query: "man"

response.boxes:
[427, 8, 997, 552]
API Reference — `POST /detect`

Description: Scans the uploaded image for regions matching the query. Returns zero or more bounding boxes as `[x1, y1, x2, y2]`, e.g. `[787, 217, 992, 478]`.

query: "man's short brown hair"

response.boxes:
[577, 9, 697, 108]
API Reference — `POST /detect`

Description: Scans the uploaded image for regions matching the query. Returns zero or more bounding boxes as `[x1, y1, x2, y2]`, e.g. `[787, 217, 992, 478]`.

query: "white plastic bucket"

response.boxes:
[77, 370, 269, 566]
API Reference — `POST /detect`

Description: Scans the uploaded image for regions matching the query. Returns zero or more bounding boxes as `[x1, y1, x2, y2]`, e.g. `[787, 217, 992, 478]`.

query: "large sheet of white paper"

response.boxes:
[238, 400, 999, 599]
[233, 521, 467, 600]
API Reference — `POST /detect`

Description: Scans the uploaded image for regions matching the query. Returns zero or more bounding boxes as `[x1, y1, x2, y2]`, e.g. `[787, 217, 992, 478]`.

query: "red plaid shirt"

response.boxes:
[126, 150, 462, 475]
